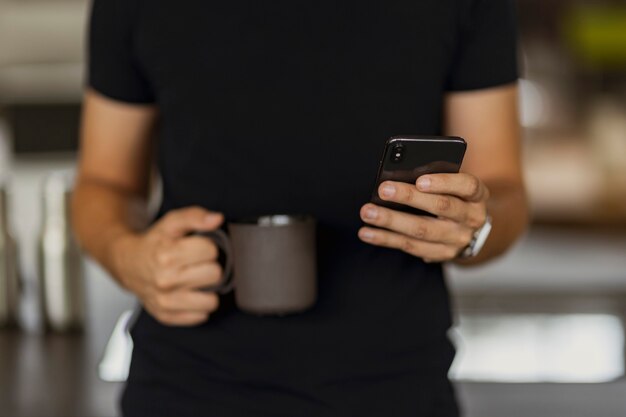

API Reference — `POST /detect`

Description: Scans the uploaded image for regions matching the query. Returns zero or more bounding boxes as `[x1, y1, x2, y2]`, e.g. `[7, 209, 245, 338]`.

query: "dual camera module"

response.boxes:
[390, 143, 405, 163]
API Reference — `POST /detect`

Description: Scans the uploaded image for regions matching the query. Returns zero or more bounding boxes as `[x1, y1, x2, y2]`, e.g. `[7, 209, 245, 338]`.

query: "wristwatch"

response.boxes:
[459, 215, 492, 259]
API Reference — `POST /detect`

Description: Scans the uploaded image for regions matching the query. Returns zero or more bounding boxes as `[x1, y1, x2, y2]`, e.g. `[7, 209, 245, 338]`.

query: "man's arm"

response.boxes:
[72, 89, 157, 278]
[444, 84, 529, 265]
[72, 90, 225, 326]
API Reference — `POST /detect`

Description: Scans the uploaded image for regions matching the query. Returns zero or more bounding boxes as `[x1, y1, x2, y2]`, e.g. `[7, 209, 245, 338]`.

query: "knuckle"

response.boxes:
[155, 248, 174, 268]
[468, 176, 480, 197]
[401, 186, 415, 203]
[458, 230, 474, 247]
[401, 238, 416, 254]
[377, 210, 392, 228]
[153, 293, 171, 311]
[468, 210, 487, 229]
[411, 223, 428, 240]
[436, 196, 452, 213]
[154, 273, 172, 291]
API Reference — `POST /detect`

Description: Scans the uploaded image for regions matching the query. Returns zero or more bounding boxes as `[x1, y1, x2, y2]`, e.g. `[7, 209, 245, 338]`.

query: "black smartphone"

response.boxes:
[371, 135, 467, 216]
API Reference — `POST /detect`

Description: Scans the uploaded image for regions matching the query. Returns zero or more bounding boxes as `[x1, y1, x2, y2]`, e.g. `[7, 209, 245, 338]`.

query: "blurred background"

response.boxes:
[0, 0, 625, 416]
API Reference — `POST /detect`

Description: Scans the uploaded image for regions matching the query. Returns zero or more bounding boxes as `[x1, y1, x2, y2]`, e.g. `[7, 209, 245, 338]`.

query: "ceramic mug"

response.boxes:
[198, 215, 317, 315]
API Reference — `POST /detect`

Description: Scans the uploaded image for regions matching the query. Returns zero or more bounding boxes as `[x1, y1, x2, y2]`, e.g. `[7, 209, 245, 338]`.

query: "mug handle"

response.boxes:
[192, 230, 235, 294]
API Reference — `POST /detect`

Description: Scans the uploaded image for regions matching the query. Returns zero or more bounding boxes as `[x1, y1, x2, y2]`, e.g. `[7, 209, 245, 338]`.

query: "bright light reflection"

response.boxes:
[449, 314, 624, 383]
[519, 78, 546, 128]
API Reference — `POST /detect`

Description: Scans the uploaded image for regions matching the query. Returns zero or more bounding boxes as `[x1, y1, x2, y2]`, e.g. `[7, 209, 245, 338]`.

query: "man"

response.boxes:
[73, 1, 528, 416]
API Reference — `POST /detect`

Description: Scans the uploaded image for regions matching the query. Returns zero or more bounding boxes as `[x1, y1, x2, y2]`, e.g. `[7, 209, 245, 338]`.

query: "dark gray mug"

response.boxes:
[198, 215, 317, 315]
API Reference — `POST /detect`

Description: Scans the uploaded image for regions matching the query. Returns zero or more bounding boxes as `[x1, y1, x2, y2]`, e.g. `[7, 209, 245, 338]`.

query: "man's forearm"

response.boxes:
[455, 179, 529, 266]
[71, 179, 148, 282]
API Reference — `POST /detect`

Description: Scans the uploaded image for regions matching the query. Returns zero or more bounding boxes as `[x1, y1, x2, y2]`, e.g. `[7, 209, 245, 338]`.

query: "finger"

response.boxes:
[358, 226, 459, 262]
[155, 236, 219, 270]
[154, 262, 223, 291]
[360, 203, 473, 246]
[378, 181, 468, 222]
[153, 289, 220, 313]
[156, 206, 224, 238]
[152, 310, 210, 327]
[175, 262, 223, 289]
[416, 173, 489, 202]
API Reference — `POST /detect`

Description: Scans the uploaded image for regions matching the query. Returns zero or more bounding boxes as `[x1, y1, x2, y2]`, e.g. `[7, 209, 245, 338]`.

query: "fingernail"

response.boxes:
[417, 176, 431, 190]
[381, 184, 396, 198]
[360, 229, 375, 240]
[205, 213, 221, 222]
[364, 207, 378, 220]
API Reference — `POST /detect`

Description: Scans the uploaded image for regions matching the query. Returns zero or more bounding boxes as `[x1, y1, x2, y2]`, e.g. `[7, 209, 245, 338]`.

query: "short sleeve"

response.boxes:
[87, 0, 155, 103]
[446, 0, 520, 92]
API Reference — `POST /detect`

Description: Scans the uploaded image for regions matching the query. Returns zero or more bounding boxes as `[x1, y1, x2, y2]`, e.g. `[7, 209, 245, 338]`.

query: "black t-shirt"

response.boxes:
[89, 1, 518, 416]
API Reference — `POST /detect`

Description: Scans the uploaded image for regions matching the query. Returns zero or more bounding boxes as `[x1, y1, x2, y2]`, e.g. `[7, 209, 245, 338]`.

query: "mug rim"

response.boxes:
[234, 214, 314, 226]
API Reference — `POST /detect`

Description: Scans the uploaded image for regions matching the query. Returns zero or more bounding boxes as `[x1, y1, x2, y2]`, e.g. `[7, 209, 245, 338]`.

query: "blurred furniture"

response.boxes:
[0, 0, 88, 152]
[0, 0, 87, 104]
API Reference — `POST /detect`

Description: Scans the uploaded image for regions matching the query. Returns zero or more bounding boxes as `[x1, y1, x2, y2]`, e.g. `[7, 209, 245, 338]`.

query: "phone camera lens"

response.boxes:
[391, 144, 404, 163]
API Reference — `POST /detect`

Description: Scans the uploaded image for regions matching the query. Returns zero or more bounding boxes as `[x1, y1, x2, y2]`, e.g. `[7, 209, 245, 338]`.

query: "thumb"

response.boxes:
[156, 206, 224, 238]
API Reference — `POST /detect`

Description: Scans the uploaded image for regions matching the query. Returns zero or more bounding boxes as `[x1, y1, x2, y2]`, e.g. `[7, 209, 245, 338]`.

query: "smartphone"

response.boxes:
[371, 135, 466, 216]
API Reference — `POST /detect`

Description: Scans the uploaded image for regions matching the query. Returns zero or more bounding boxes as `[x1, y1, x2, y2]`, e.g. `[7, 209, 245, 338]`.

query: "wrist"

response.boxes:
[105, 227, 142, 290]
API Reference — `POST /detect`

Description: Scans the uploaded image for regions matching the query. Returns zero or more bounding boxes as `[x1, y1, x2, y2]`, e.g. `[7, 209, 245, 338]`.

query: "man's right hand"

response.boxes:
[110, 206, 225, 326]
